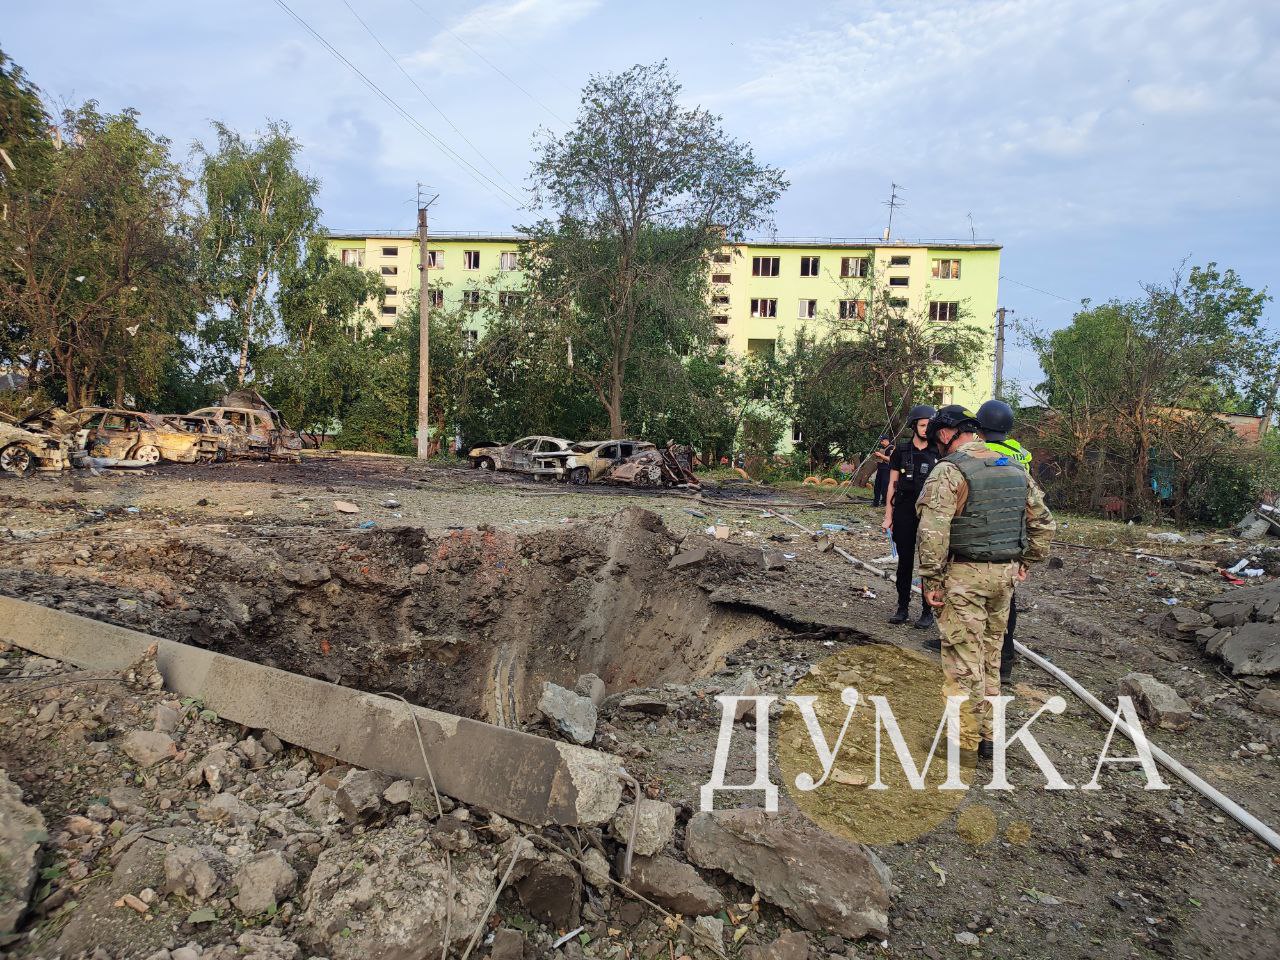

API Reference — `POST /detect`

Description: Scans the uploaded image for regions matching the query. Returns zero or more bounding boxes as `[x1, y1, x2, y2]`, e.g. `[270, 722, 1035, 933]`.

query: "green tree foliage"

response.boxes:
[524, 61, 787, 437]
[0, 98, 199, 407]
[1028, 263, 1275, 521]
[196, 121, 320, 386]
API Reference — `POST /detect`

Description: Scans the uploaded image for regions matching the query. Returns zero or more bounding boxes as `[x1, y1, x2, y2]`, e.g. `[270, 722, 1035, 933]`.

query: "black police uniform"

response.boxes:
[888, 440, 938, 615]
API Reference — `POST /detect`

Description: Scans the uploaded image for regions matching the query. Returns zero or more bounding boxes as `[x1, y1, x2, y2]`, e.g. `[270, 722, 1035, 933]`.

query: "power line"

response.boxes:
[999, 274, 1075, 303]
[340, 0, 524, 195]
[270, 0, 523, 209]
[403, 0, 568, 127]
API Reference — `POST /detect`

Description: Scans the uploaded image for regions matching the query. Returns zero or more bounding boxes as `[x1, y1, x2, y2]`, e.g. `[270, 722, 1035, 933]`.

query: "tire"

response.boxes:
[569, 467, 589, 486]
[478, 457, 495, 472]
[131, 444, 161, 465]
[215, 447, 228, 463]
[0, 443, 35, 477]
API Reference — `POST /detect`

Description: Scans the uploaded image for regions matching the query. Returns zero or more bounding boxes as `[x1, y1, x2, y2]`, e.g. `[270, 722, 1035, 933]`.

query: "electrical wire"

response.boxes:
[403, 0, 568, 127]
[270, 0, 523, 210]
[340, 0, 525, 195]
[1000, 274, 1076, 303]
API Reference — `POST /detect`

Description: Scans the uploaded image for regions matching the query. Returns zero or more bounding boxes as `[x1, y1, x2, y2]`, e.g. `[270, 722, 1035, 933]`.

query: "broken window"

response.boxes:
[747, 338, 776, 359]
[464, 250, 481, 270]
[797, 299, 817, 319]
[933, 385, 954, 406]
[799, 256, 820, 277]
[381, 246, 398, 257]
[889, 297, 909, 308]
[385, 285, 398, 296]
[932, 258, 961, 279]
[713, 252, 732, 264]
[889, 255, 911, 266]
[839, 299, 866, 320]
[465, 329, 479, 345]
[340, 248, 365, 267]
[426, 288, 444, 308]
[426, 250, 444, 268]
[929, 301, 959, 322]
[792, 422, 804, 443]
[498, 291, 522, 308]
[750, 298, 777, 318]
[889, 276, 909, 287]
[712, 273, 732, 284]
[713, 315, 729, 324]
[751, 256, 780, 277]
[462, 290, 481, 309]
[381, 265, 398, 276]
[712, 294, 730, 306]
[840, 256, 869, 278]
[500, 251, 518, 271]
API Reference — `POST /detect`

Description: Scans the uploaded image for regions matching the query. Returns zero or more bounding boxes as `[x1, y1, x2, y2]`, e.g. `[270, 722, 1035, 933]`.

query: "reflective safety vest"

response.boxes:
[946, 450, 1029, 562]
[985, 437, 1032, 474]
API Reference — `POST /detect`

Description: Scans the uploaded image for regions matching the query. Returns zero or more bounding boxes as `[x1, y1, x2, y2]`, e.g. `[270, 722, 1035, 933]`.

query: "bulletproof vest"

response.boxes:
[892, 442, 937, 503]
[946, 450, 1029, 562]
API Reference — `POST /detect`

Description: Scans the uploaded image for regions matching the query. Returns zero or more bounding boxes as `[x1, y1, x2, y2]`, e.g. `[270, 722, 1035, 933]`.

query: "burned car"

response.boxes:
[604, 443, 700, 489]
[189, 390, 302, 459]
[557, 439, 656, 485]
[467, 435, 573, 478]
[81, 409, 215, 465]
[161, 415, 232, 462]
[0, 414, 70, 476]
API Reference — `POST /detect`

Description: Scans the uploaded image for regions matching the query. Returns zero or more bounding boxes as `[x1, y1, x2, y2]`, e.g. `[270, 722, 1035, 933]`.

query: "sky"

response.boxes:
[6, 0, 1279, 392]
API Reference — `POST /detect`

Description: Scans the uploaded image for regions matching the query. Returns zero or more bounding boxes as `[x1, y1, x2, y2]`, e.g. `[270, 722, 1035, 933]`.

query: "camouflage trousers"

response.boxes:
[938, 560, 1018, 750]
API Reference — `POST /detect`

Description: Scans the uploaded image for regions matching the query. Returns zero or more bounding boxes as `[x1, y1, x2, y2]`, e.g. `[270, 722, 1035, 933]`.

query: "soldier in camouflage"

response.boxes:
[915, 405, 1056, 758]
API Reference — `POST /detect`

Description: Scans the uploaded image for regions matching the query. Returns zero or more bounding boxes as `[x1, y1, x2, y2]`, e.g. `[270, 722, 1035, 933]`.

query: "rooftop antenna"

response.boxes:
[883, 183, 904, 240]
[966, 212, 976, 243]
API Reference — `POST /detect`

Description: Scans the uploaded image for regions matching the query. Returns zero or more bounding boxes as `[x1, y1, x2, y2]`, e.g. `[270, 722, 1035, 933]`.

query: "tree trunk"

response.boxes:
[236, 328, 250, 386]
[607, 363, 625, 438]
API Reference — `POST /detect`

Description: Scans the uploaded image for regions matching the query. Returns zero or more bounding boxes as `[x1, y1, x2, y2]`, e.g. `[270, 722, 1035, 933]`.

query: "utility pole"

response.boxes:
[994, 306, 1013, 398]
[416, 186, 439, 459]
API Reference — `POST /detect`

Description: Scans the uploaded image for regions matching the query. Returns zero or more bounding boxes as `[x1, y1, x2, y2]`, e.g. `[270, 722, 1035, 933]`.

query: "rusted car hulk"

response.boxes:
[81, 409, 217, 465]
[467, 435, 573, 478]
[189, 390, 302, 460]
[557, 439, 655, 485]
[0, 416, 70, 475]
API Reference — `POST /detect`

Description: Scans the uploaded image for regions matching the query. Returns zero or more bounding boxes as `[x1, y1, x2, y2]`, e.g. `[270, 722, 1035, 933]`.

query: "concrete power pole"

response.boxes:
[415, 189, 439, 459]
[993, 306, 1012, 398]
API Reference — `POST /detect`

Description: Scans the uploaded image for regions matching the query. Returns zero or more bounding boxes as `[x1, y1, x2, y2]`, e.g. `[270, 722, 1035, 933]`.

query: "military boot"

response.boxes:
[888, 606, 910, 625]
[913, 606, 935, 630]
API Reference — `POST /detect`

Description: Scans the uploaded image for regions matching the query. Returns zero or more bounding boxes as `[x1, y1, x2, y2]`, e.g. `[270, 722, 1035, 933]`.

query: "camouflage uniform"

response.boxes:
[915, 439, 1055, 749]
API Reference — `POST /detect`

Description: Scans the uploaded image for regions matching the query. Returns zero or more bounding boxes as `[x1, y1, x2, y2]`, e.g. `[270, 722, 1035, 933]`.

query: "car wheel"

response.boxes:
[569, 467, 589, 486]
[215, 448, 228, 463]
[0, 443, 35, 477]
[478, 457, 495, 472]
[131, 444, 161, 465]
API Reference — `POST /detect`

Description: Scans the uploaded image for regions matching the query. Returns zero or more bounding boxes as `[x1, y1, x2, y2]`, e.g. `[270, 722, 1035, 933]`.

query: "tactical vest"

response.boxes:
[946, 450, 1029, 562]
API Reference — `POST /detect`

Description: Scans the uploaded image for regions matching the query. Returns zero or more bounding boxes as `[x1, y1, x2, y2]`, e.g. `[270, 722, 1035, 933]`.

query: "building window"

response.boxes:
[929, 301, 959, 322]
[932, 258, 961, 279]
[381, 306, 397, 317]
[465, 329, 479, 344]
[797, 299, 817, 319]
[500, 251, 518, 271]
[931, 342, 959, 364]
[712, 294, 730, 307]
[747, 338, 776, 359]
[889, 255, 911, 266]
[381, 265, 398, 276]
[889, 276, 909, 287]
[838, 299, 866, 320]
[792, 422, 804, 443]
[933, 385, 954, 406]
[385, 285, 398, 296]
[712, 272, 732, 284]
[498, 291, 522, 308]
[426, 250, 444, 268]
[462, 290, 481, 309]
[840, 256, 869, 278]
[713, 315, 729, 324]
[713, 252, 731, 264]
[381, 246, 398, 257]
[426, 288, 444, 308]
[340, 248, 365, 267]
[463, 250, 481, 270]
[799, 256, 820, 277]
[752, 256, 780, 277]
[888, 297, 909, 308]
[750, 298, 777, 318]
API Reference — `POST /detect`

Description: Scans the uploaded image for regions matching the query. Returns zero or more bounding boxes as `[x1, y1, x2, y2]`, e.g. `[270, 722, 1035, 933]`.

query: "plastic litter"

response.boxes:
[1161, 597, 1180, 605]
[358, 520, 377, 529]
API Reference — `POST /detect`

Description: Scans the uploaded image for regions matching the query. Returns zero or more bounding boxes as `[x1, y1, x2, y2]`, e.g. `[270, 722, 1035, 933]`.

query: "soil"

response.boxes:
[2, 454, 1278, 959]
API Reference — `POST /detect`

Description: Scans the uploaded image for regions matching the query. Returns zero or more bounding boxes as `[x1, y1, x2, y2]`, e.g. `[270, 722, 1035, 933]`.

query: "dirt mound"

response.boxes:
[0, 507, 780, 724]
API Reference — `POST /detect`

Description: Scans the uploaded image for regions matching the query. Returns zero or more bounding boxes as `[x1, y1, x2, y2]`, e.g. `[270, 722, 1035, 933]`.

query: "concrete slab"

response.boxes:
[0, 596, 623, 827]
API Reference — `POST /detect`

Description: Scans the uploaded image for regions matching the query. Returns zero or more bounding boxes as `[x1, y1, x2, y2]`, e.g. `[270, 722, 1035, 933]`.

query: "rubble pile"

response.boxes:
[1176, 580, 1280, 676]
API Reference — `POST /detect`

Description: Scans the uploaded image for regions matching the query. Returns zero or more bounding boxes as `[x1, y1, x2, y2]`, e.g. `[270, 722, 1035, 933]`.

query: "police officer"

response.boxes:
[976, 399, 1031, 681]
[881, 404, 938, 629]
[915, 405, 1055, 758]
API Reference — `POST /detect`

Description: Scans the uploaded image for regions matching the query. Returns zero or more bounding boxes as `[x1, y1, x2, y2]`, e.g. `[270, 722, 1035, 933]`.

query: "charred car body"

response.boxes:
[0, 414, 70, 475]
[81, 409, 221, 465]
[557, 439, 656, 485]
[189, 390, 302, 459]
[467, 436, 573, 478]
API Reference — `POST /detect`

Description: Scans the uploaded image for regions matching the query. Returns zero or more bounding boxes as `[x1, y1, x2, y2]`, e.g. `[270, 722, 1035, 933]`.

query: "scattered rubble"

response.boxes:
[1199, 580, 1280, 675]
[0, 769, 45, 935]
[538, 681, 599, 745]
[1118, 672, 1193, 731]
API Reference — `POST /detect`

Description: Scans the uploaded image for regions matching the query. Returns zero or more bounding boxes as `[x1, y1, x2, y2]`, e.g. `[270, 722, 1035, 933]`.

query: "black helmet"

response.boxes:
[907, 404, 937, 423]
[976, 399, 1015, 442]
[926, 404, 981, 449]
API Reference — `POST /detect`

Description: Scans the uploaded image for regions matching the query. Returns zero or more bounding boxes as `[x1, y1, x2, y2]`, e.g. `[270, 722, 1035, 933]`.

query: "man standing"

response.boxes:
[881, 404, 938, 628]
[871, 435, 893, 507]
[915, 405, 1055, 759]
[976, 399, 1032, 681]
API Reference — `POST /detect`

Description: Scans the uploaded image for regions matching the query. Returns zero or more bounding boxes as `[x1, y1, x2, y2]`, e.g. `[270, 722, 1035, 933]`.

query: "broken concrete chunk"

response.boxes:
[233, 850, 298, 916]
[490, 928, 525, 960]
[692, 915, 725, 950]
[668, 545, 710, 570]
[0, 769, 46, 935]
[332, 500, 359, 514]
[513, 853, 581, 928]
[616, 693, 671, 715]
[727, 672, 762, 721]
[609, 798, 676, 857]
[627, 854, 725, 917]
[120, 729, 176, 767]
[196, 792, 260, 825]
[580, 847, 611, 892]
[163, 845, 223, 901]
[685, 808, 891, 940]
[334, 768, 394, 823]
[1206, 601, 1253, 629]
[1159, 607, 1211, 638]
[1118, 673, 1192, 731]
[280, 561, 332, 588]
[153, 701, 181, 733]
[744, 930, 811, 960]
[1252, 688, 1280, 717]
[575, 673, 607, 707]
[758, 548, 787, 571]
[1219, 621, 1280, 676]
[537, 682, 597, 745]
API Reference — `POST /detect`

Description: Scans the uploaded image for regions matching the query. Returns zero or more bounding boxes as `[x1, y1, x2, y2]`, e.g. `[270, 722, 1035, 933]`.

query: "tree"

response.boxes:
[196, 121, 319, 386]
[0, 100, 199, 407]
[524, 61, 787, 437]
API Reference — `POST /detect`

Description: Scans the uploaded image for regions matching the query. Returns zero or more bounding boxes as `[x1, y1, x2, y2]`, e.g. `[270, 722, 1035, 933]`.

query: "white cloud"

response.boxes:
[407, 0, 601, 75]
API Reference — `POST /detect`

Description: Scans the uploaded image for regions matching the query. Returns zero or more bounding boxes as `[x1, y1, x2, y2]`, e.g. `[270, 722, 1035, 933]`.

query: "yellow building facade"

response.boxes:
[327, 231, 1001, 413]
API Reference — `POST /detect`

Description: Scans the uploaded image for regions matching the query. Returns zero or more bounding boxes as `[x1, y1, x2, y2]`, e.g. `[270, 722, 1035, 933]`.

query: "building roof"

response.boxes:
[326, 229, 1001, 251]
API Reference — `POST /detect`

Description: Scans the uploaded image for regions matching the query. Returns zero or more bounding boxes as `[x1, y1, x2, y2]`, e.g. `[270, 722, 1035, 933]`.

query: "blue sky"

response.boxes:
[7, 0, 1278, 391]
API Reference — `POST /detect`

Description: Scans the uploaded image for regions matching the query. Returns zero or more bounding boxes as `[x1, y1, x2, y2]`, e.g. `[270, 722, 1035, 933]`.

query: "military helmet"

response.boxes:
[926, 404, 981, 447]
[907, 403, 937, 423]
[976, 399, 1015, 442]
